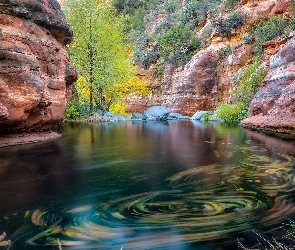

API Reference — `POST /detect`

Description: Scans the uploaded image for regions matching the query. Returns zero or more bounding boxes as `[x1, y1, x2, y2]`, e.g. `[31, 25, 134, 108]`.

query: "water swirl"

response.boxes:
[3, 147, 295, 249]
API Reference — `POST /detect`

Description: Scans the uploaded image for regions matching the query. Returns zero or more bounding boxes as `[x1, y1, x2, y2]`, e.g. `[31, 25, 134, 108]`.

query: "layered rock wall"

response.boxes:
[0, 0, 77, 133]
[161, 51, 219, 116]
[242, 34, 295, 133]
[127, 0, 295, 134]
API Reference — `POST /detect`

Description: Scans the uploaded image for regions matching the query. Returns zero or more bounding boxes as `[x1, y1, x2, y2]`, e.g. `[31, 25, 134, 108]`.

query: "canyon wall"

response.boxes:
[126, 0, 295, 134]
[0, 0, 77, 134]
[242, 33, 295, 134]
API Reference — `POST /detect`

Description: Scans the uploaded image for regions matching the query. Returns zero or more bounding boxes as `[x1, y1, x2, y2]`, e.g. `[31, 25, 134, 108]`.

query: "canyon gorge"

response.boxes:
[126, 0, 295, 135]
[0, 0, 294, 142]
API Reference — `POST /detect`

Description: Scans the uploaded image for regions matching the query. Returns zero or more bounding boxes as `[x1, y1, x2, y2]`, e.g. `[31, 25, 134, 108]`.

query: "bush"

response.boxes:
[109, 102, 126, 115]
[189, 37, 201, 51]
[253, 16, 295, 55]
[224, 0, 239, 10]
[216, 103, 248, 125]
[214, 11, 244, 39]
[125, 0, 222, 78]
[163, 0, 178, 13]
[231, 59, 267, 107]
[158, 25, 194, 66]
[202, 113, 211, 122]
[216, 59, 266, 125]
[217, 45, 232, 59]
[65, 100, 90, 120]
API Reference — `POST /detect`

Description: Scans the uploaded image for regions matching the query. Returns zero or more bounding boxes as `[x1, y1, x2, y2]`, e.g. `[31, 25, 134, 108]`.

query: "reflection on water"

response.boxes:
[0, 121, 295, 249]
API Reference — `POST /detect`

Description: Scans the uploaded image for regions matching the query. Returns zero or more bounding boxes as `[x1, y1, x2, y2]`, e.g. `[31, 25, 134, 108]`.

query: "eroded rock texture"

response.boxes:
[0, 0, 77, 133]
[241, 35, 295, 134]
[126, 51, 219, 117]
[161, 51, 219, 116]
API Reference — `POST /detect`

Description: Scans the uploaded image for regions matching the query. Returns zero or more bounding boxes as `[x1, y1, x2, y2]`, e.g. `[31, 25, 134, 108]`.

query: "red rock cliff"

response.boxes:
[241, 34, 295, 134]
[0, 0, 77, 133]
[126, 0, 295, 134]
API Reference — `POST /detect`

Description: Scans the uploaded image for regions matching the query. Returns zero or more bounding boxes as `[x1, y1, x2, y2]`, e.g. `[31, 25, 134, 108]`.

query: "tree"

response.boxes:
[64, 0, 150, 114]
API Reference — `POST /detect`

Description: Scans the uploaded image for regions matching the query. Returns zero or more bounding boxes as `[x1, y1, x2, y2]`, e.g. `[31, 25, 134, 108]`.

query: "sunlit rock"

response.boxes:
[0, 0, 77, 133]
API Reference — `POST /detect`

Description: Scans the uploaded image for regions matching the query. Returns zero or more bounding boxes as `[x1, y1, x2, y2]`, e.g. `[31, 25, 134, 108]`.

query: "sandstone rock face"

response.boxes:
[161, 51, 219, 116]
[0, 0, 77, 133]
[126, 0, 294, 134]
[127, 50, 219, 117]
[241, 35, 295, 134]
[241, 0, 292, 26]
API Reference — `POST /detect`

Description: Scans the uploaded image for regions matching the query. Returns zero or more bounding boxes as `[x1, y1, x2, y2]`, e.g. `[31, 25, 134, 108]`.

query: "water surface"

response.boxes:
[1, 121, 295, 249]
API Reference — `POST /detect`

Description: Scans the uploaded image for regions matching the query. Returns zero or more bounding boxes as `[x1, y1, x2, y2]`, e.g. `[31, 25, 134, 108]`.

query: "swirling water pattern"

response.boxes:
[1, 121, 295, 249]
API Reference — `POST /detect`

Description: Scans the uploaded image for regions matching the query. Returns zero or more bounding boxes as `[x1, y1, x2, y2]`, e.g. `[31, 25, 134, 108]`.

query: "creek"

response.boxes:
[1, 121, 295, 249]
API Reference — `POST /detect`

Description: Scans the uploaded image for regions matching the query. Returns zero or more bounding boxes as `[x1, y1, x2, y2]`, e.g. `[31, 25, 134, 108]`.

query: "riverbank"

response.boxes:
[0, 132, 61, 148]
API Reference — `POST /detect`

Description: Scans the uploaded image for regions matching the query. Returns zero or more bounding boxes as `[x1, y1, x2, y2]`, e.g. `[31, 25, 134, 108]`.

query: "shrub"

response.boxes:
[216, 102, 247, 125]
[253, 16, 295, 55]
[242, 34, 255, 44]
[65, 100, 90, 120]
[217, 45, 232, 59]
[109, 102, 126, 115]
[123, 0, 222, 78]
[224, 0, 239, 10]
[225, 12, 244, 29]
[214, 11, 244, 39]
[189, 37, 201, 51]
[231, 59, 267, 107]
[158, 25, 194, 66]
[163, 0, 178, 13]
[202, 113, 211, 122]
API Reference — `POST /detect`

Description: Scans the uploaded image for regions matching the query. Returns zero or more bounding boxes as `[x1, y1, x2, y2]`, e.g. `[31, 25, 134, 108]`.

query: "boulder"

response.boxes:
[191, 111, 213, 120]
[167, 113, 190, 120]
[132, 112, 145, 120]
[143, 106, 170, 121]
[103, 112, 126, 122]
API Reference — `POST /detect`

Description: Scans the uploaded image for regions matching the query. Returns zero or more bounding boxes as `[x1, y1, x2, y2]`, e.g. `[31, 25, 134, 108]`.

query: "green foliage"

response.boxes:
[252, 16, 295, 55]
[113, 0, 145, 15]
[202, 113, 211, 122]
[231, 59, 267, 107]
[64, 0, 151, 113]
[214, 11, 244, 39]
[217, 45, 232, 59]
[216, 59, 266, 125]
[114, 0, 221, 78]
[158, 25, 194, 65]
[163, 0, 178, 13]
[189, 37, 201, 51]
[179, 0, 203, 28]
[216, 103, 247, 125]
[153, 60, 165, 79]
[65, 100, 90, 120]
[224, 0, 239, 10]
[242, 34, 255, 44]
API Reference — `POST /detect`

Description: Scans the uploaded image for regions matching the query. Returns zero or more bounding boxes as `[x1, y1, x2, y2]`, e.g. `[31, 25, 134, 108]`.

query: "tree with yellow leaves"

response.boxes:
[64, 0, 150, 115]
